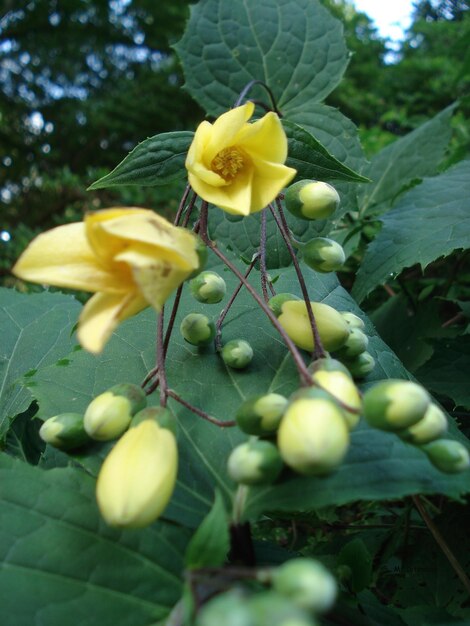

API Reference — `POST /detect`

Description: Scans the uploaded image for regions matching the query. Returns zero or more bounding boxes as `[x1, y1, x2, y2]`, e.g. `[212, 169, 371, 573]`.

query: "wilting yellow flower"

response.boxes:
[12, 208, 200, 353]
[185, 102, 296, 216]
[96, 419, 178, 528]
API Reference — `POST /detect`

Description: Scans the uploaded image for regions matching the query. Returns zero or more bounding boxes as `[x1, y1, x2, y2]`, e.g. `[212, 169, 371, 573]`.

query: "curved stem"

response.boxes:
[167, 389, 236, 428]
[234, 79, 282, 116]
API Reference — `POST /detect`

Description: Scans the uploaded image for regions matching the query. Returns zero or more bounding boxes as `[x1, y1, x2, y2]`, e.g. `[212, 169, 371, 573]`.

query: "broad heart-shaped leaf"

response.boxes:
[174, 0, 349, 117]
[0, 288, 80, 440]
[29, 256, 469, 527]
[353, 160, 470, 302]
[185, 490, 229, 569]
[415, 337, 470, 410]
[357, 104, 456, 218]
[88, 131, 193, 190]
[284, 121, 369, 184]
[0, 454, 190, 626]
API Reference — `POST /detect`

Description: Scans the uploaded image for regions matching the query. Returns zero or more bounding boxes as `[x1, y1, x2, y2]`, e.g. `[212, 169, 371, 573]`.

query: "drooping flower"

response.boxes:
[185, 102, 296, 216]
[13, 208, 201, 353]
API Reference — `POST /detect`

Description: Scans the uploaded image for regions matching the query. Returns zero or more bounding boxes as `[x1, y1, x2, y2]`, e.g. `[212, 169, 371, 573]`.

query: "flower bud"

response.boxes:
[344, 351, 375, 379]
[278, 392, 349, 475]
[131, 406, 178, 435]
[187, 238, 208, 279]
[227, 439, 283, 485]
[180, 313, 215, 346]
[308, 357, 352, 378]
[363, 380, 430, 432]
[268, 292, 300, 318]
[96, 419, 177, 528]
[278, 300, 350, 352]
[221, 339, 253, 369]
[340, 311, 365, 330]
[301, 237, 345, 273]
[421, 439, 470, 474]
[84, 383, 147, 441]
[272, 558, 338, 613]
[400, 403, 448, 445]
[39, 413, 89, 450]
[247, 591, 316, 626]
[311, 370, 362, 430]
[285, 180, 340, 220]
[236, 393, 288, 436]
[196, 590, 252, 626]
[336, 328, 369, 359]
[190, 271, 227, 304]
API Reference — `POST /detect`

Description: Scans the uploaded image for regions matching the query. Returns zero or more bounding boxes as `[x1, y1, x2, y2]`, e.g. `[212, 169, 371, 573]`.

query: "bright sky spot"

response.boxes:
[351, 0, 414, 41]
[1, 231, 11, 242]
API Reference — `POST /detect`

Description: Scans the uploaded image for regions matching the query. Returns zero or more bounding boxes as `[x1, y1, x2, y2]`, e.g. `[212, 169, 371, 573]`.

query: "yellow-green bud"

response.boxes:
[278, 394, 349, 475]
[227, 440, 283, 485]
[308, 357, 352, 378]
[340, 311, 365, 330]
[190, 271, 226, 304]
[84, 383, 146, 441]
[345, 351, 376, 379]
[311, 370, 362, 430]
[400, 403, 448, 445]
[301, 237, 345, 273]
[195, 591, 252, 626]
[39, 413, 89, 450]
[421, 439, 470, 474]
[272, 558, 338, 613]
[131, 406, 178, 435]
[221, 339, 253, 369]
[363, 380, 430, 432]
[180, 313, 215, 346]
[268, 292, 300, 317]
[96, 420, 177, 528]
[285, 180, 340, 220]
[278, 300, 350, 352]
[336, 327, 369, 359]
[247, 591, 317, 626]
[236, 393, 288, 436]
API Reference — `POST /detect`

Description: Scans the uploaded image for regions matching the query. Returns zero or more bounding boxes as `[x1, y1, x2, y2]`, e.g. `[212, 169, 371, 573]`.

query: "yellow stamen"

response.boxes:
[211, 147, 245, 181]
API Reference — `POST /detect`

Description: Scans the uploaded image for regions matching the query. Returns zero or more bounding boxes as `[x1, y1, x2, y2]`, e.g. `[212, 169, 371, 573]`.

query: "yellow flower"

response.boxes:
[12, 208, 200, 353]
[185, 102, 296, 216]
[96, 419, 178, 528]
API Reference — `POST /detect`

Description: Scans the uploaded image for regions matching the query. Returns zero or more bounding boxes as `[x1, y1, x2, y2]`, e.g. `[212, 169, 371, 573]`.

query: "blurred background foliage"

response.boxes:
[1, 0, 469, 284]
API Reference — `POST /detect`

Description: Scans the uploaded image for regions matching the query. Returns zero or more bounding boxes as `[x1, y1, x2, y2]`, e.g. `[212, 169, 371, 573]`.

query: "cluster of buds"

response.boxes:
[363, 380, 469, 473]
[39, 383, 179, 527]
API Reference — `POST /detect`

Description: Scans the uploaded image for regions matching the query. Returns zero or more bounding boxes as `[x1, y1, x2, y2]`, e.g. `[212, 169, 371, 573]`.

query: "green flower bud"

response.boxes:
[421, 439, 470, 474]
[236, 393, 288, 436]
[272, 558, 338, 613]
[400, 403, 448, 445]
[363, 380, 430, 432]
[196, 590, 252, 626]
[187, 238, 208, 279]
[336, 328, 369, 359]
[180, 313, 215, 346]
[344, 351, 375, 379]
[221, 339, 253, 369]
[227, 440, 283, 485]
[278, 393, 349, 475]
[131, 406, 178, 435]
[308, 357, 352, 378]
[301, 237, 345, 273]
[268, 292, 301, 317]
[190, 271, 227, 304]
[340, 311, 365, 330]
[278, 300, 350, 352]
[84, 383, 146, 441]
[39, 413, 89, 450]
[311, 370, 362, 430]
[285, 180, 340, 220]
[248, 591, 317, 626]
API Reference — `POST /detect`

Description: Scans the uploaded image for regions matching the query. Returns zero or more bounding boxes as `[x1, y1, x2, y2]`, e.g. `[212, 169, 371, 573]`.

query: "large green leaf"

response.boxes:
[353, 160, 470, 302]
[358, 105, 456, 217]
[0, 288, 81, 439]
[174, 0, 348, 117]
[88, 131, 193, 190]
[0, 454, 191, 626]
[29, 257, 470, 526]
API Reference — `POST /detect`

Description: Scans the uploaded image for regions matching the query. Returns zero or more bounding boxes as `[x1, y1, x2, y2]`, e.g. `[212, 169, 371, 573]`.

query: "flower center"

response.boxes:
[211, 147, 245, 181]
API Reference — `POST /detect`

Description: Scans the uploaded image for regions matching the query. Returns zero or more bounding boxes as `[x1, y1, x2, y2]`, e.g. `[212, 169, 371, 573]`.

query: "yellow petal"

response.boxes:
[188, 166, 254, 215]
[204, 102, 255, 162]
[236, 112, 288, 163]
[12, 222, 132, 293]
[250, 161, 297, 213]
[77, 291, 148, 353]
[186, 120, 214, 172]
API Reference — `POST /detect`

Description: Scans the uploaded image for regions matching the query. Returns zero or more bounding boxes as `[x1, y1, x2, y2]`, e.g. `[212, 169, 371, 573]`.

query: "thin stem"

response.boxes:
[157, 310, 168, 407]
[163, 284, 184, 355]
[272, 200, 326, 360]
[167, 389, 236, 428]
[412, 495, 470, 596]
[259, 209, 270, 303]
[234, 79, 282, 116]
[174, 184, 191, 226]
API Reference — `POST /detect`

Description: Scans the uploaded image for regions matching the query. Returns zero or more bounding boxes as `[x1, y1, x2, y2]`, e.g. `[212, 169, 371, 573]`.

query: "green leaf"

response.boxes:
[415, 337, 470, 410]
[174, 0, 348, 117]
[284, 121, 370, 184]
[358, 104, 456, 217]
[87, 131, 193, 190]
[0, 454, 191, 626]
[337, 539, 373, 593]
[185, 490, 229, 569]
[0, 288, 81, 439]
[353, 160, 470, 302]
